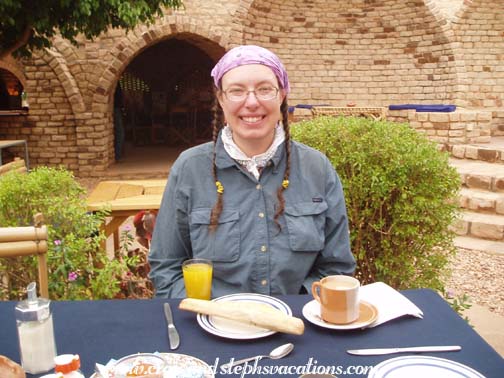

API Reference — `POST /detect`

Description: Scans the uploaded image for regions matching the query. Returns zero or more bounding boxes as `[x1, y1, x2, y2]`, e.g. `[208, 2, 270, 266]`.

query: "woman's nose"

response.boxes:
[243, 91, 260, 107]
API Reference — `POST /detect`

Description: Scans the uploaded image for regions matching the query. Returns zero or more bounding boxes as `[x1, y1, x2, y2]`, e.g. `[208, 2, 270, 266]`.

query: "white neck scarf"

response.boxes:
[221, 123, 285, 179]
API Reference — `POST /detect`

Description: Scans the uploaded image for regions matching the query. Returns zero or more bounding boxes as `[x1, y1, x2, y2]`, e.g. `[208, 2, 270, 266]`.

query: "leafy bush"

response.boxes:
[291, 116, 460, 290]
[0, 166, 134, 300]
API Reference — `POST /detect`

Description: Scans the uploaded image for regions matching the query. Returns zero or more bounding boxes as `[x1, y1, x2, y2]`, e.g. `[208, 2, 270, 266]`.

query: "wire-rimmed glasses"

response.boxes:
[222, 86, 279, 102]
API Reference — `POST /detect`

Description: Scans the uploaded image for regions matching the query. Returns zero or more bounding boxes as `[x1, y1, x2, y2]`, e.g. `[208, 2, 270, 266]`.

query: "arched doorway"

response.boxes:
[113, 37, 219, 168]
[0, 68, 25, 111]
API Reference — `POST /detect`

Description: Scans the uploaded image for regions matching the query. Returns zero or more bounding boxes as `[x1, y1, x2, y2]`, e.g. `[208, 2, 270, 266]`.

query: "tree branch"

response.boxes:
[0, 25, 33, 60]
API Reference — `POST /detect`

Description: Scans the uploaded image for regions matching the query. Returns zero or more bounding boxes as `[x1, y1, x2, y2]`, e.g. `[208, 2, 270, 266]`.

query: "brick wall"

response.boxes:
[451, 0, 504, 108]
[0, 0, 503, 178]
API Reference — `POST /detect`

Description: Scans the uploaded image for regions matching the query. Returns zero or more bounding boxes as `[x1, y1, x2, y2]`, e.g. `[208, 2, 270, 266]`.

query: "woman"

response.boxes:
[149, 45, 355, 298]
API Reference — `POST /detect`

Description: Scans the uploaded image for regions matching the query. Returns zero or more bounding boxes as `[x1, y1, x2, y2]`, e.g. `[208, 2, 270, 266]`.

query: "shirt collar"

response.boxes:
[215, 131, 285, 172]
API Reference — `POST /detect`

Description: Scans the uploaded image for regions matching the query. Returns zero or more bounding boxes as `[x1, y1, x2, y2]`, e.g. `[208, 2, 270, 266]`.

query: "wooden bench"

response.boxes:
[311, 106, 386, 120]
[0, 214, 49, 298]
[0, 157, 27, 176]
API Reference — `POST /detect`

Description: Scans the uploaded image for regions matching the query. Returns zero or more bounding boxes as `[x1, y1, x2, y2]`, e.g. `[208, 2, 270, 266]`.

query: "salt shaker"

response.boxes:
[15, 282, 57, 374]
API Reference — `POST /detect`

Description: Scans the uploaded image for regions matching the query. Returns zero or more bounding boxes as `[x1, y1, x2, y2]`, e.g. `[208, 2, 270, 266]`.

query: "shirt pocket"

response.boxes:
[189, 208, 240, 262]
[284, 201, 328, 252]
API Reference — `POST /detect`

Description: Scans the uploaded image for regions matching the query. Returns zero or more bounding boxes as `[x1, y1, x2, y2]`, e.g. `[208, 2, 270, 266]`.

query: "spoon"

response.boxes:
[222, 343, 294, 368]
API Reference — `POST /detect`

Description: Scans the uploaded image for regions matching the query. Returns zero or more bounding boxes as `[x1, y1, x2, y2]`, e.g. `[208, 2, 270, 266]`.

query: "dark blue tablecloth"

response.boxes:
[0, 290, 502, 377]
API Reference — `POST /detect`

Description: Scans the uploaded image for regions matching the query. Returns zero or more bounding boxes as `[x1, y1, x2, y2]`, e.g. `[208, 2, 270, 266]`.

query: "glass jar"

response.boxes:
[15, 282, 57, 374]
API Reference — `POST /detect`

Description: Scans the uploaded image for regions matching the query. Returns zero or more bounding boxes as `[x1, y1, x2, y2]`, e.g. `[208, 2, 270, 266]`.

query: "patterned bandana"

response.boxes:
[211, 45, 290, 93]
[221, 124, 286, 180]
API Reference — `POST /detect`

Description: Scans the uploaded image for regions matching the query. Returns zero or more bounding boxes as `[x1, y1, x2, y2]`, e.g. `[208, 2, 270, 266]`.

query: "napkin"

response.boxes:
[360, 282, 424, 327]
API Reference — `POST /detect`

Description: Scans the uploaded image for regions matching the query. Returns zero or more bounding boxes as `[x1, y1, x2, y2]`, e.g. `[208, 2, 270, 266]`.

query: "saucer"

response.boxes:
[302, 299, 378, 330]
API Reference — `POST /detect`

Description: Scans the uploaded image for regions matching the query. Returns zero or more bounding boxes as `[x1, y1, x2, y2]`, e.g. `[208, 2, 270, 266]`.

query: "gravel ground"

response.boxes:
[444, 248, 504, 317]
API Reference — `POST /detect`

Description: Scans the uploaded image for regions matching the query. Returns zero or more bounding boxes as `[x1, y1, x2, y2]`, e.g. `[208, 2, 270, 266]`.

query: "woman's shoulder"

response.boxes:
[174, 142, 213, 163]
[171, 142, 213, 173]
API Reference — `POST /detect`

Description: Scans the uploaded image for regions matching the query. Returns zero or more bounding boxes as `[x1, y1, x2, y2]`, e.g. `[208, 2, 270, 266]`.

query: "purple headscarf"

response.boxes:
[210, 45, 290, 93]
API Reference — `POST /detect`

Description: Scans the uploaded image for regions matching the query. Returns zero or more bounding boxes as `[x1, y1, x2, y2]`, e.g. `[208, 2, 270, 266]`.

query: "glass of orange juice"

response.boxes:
[182, 258, 213, 300]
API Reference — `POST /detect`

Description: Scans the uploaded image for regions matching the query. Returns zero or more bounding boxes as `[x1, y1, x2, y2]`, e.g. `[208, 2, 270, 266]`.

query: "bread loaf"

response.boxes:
[179, 298, 304, 335]
[0, 356, 25, 378]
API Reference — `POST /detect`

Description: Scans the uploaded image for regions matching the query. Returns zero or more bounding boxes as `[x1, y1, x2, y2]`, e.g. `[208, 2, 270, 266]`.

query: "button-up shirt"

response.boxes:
[149, 137, 356, 298]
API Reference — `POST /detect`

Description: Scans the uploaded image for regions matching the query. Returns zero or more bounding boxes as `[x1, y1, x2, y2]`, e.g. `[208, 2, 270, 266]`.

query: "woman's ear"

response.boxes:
[216, 90, 225, 109]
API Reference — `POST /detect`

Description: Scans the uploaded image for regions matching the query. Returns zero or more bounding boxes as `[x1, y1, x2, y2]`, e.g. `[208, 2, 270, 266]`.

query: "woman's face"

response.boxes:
[218, 64, 286, 155]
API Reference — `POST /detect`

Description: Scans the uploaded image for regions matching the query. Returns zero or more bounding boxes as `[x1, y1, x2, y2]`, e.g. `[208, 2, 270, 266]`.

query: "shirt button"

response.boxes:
[258, 212, 265, 218]
[261, 279, 268, 286]
[261, 245, 267, 252]
[256, 184, 262, 190]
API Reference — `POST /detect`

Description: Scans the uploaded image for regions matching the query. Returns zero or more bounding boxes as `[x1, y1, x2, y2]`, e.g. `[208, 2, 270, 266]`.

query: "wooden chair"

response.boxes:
[0, 214, 49, 298]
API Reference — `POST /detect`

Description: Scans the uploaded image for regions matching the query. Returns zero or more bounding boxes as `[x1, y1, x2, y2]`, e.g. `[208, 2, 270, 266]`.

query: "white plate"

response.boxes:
[91, 352, 214, 378]
[369, 356, 485, 378]
[302, 299, 378, 330]
[197, 293, 292, 339]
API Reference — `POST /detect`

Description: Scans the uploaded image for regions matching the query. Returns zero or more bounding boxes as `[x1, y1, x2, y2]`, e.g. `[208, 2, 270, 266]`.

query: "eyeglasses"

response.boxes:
[222, 86, 279, 102]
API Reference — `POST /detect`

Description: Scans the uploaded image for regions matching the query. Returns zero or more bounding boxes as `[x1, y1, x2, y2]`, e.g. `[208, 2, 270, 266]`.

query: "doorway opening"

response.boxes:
[113, 36, 221, 167]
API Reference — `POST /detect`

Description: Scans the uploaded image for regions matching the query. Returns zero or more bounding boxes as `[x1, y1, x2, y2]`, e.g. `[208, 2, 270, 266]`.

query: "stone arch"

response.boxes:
[230, 0, 463, 107]
[34, 48, 86, 114]
[0, 57, 27, 88]
[93, 16, 229, 109]
[86, 17, 229, 170]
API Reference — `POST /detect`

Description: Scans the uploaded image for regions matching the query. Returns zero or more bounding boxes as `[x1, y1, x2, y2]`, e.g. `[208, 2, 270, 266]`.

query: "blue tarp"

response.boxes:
[288, 104, 331, 113]
[388, 104, 456, 112]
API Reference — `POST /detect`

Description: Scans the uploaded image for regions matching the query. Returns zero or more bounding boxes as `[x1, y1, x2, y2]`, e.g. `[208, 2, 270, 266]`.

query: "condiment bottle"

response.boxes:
[54, 354, 84, 378]
[15, 282, 57, 374]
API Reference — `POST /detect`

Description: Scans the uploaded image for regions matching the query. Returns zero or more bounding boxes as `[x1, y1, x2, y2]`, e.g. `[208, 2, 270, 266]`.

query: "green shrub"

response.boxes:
[0, 166, 128, 300]
[291, 116, 460, 290]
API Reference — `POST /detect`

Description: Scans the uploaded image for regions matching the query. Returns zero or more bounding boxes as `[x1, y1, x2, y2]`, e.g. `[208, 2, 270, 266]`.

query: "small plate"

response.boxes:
[197, 293, 292, 339]
[91, 353, 214, 378]
[302, 299, 378, 330]
[369, 356, 485, 378]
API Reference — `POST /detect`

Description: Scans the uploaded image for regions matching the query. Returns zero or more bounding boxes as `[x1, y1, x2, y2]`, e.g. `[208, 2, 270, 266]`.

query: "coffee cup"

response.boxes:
[311, 275, 360, 324]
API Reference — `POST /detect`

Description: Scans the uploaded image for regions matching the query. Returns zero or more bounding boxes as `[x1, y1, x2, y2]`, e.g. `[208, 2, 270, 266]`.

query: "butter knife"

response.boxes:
[163, 303, 180, 350]
[347, 345, 461, 356]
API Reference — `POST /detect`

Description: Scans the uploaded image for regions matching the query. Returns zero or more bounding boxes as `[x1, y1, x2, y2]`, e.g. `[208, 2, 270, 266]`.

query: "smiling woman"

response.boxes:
[148, 45, 356, 298]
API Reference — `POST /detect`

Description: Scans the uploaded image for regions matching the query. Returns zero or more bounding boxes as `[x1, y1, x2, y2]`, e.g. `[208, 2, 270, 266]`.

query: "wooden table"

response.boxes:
[87, 180, 166, 252]
[311, 106, 386, 120]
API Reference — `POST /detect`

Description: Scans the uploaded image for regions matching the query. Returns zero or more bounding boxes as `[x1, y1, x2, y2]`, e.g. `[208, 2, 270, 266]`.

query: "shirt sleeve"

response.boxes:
[302, 156, 356, 292]
[148, 158, 191, 298]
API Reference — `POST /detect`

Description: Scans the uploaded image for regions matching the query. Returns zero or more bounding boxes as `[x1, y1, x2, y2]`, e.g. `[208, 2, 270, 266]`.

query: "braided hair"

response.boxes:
[208, 92, 291, 232]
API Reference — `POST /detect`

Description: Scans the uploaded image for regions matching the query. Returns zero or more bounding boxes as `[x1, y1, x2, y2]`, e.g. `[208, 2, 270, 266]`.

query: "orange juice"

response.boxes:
[182, 260, 213, 300]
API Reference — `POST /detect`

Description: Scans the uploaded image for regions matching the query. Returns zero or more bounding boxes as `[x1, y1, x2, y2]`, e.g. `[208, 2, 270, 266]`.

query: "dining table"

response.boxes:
[86, 179, 166, 252]
[0, 289, 502, 378]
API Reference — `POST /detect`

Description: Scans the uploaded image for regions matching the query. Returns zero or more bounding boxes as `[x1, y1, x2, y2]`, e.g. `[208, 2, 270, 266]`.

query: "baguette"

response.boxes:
[179, 298, 304, 335]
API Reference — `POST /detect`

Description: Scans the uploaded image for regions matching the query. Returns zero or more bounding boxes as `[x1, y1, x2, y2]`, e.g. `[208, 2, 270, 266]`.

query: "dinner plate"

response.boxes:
[302, 299, 378, 330]
[368, 356, 486, 378]
[91, 352, 214, 378]
[197, 293, 292, 339]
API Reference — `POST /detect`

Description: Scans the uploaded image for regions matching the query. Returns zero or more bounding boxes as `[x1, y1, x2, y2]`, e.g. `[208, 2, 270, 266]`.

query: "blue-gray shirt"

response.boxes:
[149, 138, 355, 298]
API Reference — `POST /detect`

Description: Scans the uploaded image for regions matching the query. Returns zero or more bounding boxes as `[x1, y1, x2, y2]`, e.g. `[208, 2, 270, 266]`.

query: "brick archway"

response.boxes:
[0, 58, 27, 88]
[87, 17, 229, 170]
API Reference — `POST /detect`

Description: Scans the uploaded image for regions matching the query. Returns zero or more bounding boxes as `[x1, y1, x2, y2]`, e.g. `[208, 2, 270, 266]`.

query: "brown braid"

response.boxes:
[209, 93, 224, 232]
[273, 99, 291, 231]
